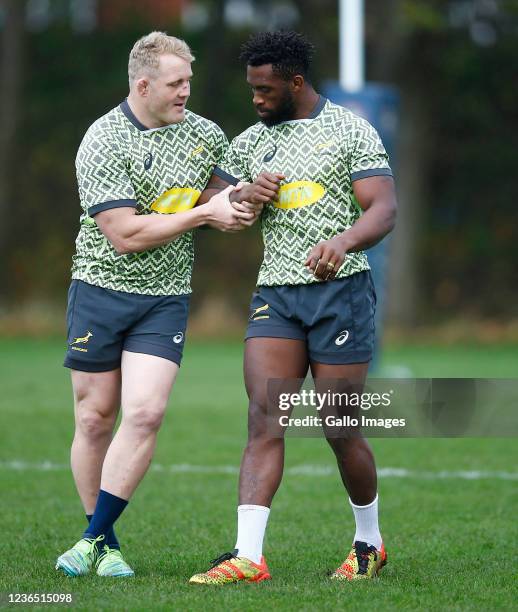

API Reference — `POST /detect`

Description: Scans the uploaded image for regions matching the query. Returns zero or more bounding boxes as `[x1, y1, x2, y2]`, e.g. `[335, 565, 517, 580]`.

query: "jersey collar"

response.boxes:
[119, 99, 186, 132]
[120, 99, 149, 131]
[308, 94, 327, 119]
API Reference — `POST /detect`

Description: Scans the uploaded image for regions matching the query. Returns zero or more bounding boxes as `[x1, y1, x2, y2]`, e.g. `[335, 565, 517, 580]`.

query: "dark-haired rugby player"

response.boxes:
[189, 31, 397, 585]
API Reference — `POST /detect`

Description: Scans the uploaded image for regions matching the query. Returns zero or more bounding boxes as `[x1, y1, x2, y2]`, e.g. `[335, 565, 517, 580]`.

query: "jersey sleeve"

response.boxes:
[75, 124, 137, 217]
[211, 124, 229, 166]
[213, 131, 253, 186]
[347, 117, 393, 182]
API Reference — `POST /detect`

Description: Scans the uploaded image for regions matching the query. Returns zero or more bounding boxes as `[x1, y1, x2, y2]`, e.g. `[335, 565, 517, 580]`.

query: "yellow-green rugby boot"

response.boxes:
[55, 535, 104, 577]
[96, 545, 134, 577]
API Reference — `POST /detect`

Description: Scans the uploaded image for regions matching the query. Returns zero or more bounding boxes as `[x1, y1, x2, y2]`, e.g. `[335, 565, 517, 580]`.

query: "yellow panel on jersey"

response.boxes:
[151, 187, 201, 214]
[274, 181, 325, 209]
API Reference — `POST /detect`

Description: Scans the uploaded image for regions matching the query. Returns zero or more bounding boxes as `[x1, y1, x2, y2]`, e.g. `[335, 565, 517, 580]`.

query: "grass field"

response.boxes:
[0, 338, 517, 610]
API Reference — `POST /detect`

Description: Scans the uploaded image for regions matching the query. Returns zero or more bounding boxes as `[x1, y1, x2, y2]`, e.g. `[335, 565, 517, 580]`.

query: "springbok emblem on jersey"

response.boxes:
[191, 145, 204, 157]
[250, 304, 270, 321]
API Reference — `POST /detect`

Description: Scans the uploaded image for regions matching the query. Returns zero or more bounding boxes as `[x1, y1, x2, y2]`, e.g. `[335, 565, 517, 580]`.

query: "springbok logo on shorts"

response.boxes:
[250, 303, 270, 321]
[335, 330, 349, 346]
[70, 330, 93, 353]
[173, 332, 184, 344]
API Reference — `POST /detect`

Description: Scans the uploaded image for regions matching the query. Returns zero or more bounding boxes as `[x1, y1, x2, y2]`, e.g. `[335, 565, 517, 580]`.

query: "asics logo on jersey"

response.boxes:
[250, 303, 270, 320]
[274, 181, 325, 209]
[335, 330, 350, 346]
[144, 152, 153, 171]
[263, 145, 277, 162]
[173, 332, 184, 344]
[151, 187, 201, 214]
[191, 145, 204, 157]
[70, 330, 93, 353]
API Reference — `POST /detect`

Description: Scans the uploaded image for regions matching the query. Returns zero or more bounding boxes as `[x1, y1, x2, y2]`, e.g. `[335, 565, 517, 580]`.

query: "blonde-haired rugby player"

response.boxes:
[55, 31, 265, 578]
[190, 31, 397, 585]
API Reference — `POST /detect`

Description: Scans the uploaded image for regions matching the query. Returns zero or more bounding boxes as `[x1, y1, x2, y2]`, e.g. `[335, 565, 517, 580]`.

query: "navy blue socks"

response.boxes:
[86, 514, 120, 550]
[84, 490, 128, 547]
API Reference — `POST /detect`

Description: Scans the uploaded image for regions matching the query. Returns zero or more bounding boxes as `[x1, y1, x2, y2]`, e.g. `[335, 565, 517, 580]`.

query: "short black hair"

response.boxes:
[239, 30, 314, 81]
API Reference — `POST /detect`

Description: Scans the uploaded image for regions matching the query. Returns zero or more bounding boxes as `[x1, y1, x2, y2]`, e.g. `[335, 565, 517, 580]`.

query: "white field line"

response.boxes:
[0, 460, 517, 480]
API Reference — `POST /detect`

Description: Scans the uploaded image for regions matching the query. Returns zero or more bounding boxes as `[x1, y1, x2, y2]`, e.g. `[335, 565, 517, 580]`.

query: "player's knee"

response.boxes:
[247, 398, 269, 439]
[325, 434, 365, 456]
[325, 436, 344, 455]
[75, 404, 114, 440]
[125, 401, 165, 434]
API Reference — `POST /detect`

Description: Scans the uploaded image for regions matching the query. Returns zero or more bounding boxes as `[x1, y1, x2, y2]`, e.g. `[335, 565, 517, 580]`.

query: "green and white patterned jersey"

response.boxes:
[215, 96, 392, 286]
[72, 100, 228, 295]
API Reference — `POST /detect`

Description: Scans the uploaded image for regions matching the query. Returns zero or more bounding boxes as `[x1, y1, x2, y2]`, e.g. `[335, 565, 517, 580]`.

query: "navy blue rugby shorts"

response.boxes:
[246, 271, 376, 365]
[64, 280, 189, 372]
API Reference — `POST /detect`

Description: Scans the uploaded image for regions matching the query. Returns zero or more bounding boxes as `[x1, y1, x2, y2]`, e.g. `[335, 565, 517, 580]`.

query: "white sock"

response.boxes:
[234, 504, 270, 564]
[349, 494, 382, 550]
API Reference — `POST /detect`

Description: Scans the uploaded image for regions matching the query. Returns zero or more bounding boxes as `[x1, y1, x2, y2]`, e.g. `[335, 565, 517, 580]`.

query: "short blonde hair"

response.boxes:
[128, 31, 195, 83]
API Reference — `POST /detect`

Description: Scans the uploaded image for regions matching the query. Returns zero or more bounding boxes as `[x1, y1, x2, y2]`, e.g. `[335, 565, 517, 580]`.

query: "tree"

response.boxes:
[0, 0, 25, 303]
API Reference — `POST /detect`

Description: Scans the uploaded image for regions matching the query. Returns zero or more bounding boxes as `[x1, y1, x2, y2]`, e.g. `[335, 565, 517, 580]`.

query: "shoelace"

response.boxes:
[354, 542, 375, 575]
[209, 551, 236, 569]
[97, 544, 120, 562]
[84, 534, 105, 557]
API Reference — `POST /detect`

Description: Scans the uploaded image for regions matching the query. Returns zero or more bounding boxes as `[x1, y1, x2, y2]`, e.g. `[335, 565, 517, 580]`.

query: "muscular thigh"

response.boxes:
[310, 362, 369, 385]
[244, 337, 309, 409]
[120, 351, 179, 417]
[310, 361, 370, 440]
[71, 368, 121, 417]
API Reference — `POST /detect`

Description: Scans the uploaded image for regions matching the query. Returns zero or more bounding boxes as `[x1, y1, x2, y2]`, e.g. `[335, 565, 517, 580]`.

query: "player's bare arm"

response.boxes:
[305, 175, 397, 280]
[94, 186, 254, 254]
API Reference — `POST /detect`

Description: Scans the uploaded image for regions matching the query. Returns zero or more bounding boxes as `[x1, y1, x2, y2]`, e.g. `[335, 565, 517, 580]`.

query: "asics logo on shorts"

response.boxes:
[335, 330, 349, 346]
[173, 332, 184, 344]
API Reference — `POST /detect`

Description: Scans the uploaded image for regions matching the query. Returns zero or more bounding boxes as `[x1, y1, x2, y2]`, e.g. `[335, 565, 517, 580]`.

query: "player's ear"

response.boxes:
[135, 77, 150, 97]
[292, 75, 304, 92]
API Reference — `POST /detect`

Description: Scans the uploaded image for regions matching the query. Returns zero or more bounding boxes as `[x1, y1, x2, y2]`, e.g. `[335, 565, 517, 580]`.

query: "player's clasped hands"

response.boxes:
[231, 181, 265, 228]
[229, 171, 286, 230]
[206, 185, 259, 232]
[236, 172, 285, 205]
[305, 235, 348, 281]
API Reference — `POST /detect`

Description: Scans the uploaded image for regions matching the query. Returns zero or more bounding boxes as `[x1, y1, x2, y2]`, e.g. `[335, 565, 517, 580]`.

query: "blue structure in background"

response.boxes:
[323, 83, 400, 370]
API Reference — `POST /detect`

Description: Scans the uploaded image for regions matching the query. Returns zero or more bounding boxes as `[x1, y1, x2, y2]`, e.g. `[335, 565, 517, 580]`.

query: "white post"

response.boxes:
[339, 0, 365, 92]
